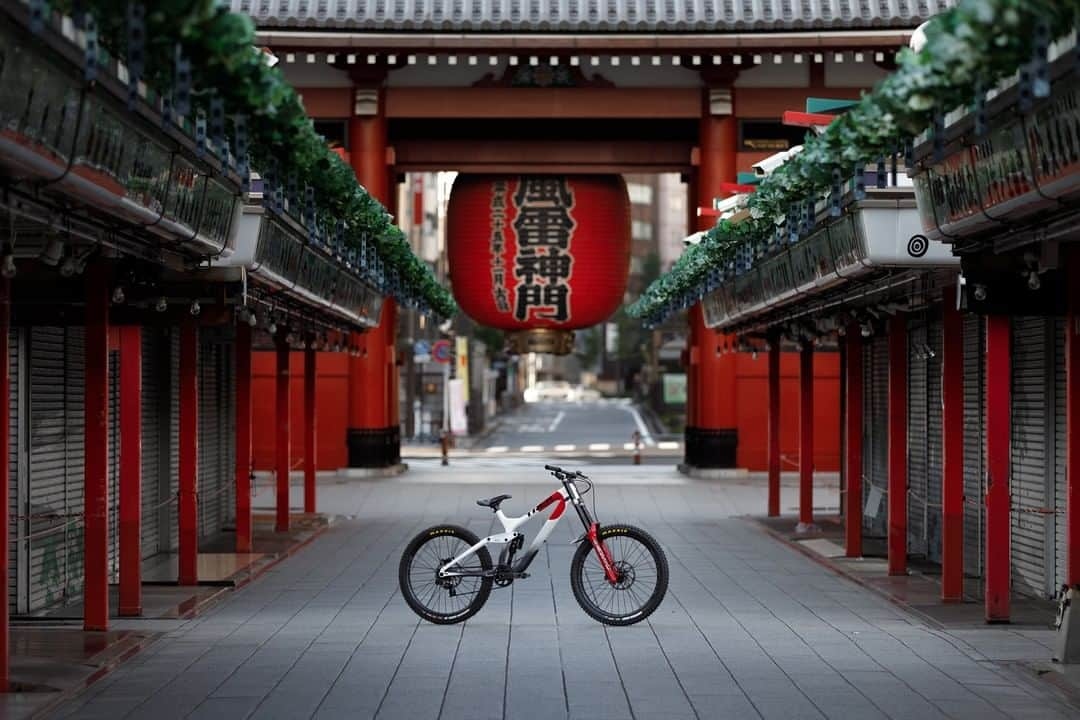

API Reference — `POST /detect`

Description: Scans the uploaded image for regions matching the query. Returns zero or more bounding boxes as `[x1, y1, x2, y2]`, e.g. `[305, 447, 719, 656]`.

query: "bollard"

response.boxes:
[441, 431, 449, 466]
[632, 430, 642, 465]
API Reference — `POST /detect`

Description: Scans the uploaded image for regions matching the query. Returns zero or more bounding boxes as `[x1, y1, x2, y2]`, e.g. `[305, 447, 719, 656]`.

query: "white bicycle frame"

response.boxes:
[438, 480, 586, 578]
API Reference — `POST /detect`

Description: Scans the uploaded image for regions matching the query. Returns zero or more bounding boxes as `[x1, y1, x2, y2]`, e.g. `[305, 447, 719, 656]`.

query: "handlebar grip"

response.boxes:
[544, 464, 562, 472]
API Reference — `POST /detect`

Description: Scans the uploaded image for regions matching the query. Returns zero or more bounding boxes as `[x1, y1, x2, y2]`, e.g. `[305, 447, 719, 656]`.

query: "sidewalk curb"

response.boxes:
[677, 463, 749, 480]
[747, 517, 950, 631]
[335, 463, 409, 480]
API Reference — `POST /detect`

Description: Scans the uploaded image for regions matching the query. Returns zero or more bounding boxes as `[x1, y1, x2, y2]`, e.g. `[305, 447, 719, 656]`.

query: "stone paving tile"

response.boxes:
[44, 465, 1080, 720]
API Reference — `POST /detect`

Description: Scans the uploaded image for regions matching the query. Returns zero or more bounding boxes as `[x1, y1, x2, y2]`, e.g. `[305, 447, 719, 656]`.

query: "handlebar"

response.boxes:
[545, 464, 587, 479]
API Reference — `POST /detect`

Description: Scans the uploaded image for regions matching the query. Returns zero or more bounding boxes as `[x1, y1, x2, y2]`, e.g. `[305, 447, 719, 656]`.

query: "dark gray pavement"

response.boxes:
[53, 461, 1076, 720]
[477, 399, 656, 453]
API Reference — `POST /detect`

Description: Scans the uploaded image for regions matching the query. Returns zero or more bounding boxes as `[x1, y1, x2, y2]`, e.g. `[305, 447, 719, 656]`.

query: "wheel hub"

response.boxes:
[612, 561, 635, 589]
[437, 558, 461, 589]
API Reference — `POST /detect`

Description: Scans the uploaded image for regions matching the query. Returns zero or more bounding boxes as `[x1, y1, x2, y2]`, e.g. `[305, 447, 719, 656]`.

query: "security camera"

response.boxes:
[909, 21, 930, 53]
[683, 231, 706, 247]
[752, 145, 804, 177]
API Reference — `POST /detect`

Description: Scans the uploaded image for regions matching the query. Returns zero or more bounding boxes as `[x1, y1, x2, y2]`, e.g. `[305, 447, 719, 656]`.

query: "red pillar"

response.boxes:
[941, 288, 964, 601]
[384, 299, 399, 450]
[119, 326, 142, 616]
[304, 344, 316, 514]
[1069, 250, 1080, 585]
[178, 318, 199, 586]
[887, 316, 908, 576]
[985, 315, 1011, 621]
[348, 87, 389, 206]
[84, 265, 110, 629]
[767, 338, 780, 517]
[235, 322, 253, 553]
[798, 343, 814, 529]
[0, 279, 10, 688]
[845, 328, 863, 557]
[276, 335, 291, 532]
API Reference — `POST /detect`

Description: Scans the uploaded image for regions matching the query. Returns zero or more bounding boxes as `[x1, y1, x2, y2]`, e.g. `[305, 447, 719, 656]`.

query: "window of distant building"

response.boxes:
[632, 220, 654, 240]
[628, 183, 653, 205]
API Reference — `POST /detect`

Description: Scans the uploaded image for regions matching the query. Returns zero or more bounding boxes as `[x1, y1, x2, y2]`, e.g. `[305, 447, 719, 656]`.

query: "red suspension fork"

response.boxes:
[587, 523, 620, 584]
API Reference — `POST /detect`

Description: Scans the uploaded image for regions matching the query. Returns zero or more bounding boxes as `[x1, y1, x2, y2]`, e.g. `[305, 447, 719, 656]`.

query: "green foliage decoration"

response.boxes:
[629, 0, 1080, 325]
[53, 0, 456, 318]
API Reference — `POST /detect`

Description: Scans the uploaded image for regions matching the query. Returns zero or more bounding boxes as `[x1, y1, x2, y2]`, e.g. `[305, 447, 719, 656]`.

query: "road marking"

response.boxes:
[486, 446, 509, 453]
[657, 441, 681, 450]
[623, 442, 636, 450]
[588, 443, 611, 451]
[521, 445, 544, 452]
[615, 405, 655, 446]
[547, 411, 565, 432]
[554, 444, 576, 452]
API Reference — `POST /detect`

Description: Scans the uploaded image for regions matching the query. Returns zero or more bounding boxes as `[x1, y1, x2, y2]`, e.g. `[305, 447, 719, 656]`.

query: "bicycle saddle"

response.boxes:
[476, 494, 512, 510]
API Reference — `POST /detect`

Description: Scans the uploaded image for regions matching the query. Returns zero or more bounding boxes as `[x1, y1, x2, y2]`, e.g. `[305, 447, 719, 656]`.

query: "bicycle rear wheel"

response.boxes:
[399, 525, 493, 624]
[570, 524, 668, 626]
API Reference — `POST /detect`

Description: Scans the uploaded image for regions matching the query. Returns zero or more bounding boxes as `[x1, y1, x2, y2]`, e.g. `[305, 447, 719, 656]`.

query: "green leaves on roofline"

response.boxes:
[629, 0, 1080, 325]
[51, 0, 456, 319]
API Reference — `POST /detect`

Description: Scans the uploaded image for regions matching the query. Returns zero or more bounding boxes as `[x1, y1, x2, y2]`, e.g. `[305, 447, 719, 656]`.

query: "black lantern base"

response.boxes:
[347, 426, 401, 468]
[683, 427, 738, 469]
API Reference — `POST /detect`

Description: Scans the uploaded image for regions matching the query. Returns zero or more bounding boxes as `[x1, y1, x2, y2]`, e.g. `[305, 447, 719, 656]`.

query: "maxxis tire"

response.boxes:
[398, 524, 493, 625]
[570, 524, 668, 626]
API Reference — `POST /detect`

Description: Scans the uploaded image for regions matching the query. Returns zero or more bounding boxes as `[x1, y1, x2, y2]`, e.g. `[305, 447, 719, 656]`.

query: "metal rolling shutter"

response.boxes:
[27, 327, 85, 612]
[168, 330, 180, 551]
[926, 311, 944, 564]
[8, 328, 19, 615]
[1010, 317, 1053, 599]
[908, 318, 928, 558]
[962, 314, 986, 582]
[1055, 317, 1067, 590]
[862, 335, 889, 538]
[198, 337, 222, 538]
[222, 342, 236, 528]
[108, 351, 119, 582]
[141, 329, 162, 558]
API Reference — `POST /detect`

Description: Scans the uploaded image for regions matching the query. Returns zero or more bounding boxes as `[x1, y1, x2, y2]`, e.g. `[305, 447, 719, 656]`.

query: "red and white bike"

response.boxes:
[399, 464, 668, 626]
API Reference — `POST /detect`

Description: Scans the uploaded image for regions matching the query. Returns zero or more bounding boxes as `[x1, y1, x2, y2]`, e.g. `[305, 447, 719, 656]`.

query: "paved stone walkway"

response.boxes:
[54, 462, 1076, 720]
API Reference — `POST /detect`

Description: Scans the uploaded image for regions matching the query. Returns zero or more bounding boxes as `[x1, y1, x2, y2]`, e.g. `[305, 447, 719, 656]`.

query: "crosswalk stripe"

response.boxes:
[521, 445, 544, 452]
[588, 443, 611, 451]
[486, 446, 509, 453]
[554, 444, 576, 452]
[657, 441, 681, 450]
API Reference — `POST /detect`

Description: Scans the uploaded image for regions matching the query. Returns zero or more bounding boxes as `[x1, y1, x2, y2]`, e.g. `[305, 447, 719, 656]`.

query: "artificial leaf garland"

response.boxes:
[630, 0, 1080, 326]
[50, 0, 457, 318]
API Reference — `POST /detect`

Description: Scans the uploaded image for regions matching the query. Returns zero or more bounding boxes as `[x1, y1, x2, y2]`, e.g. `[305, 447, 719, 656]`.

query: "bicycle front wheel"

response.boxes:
[570, 524, 668, 626]
[399, 525, 493, 624]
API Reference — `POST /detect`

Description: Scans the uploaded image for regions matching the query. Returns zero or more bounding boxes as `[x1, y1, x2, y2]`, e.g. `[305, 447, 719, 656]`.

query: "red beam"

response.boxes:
[887, 315, 908, 576]
[798, 344, 814, 528]
[119, 326, 142, 616]
[767, 339, 780, 517]
[0, 279, 10, 688]
[178, 319, 199, 586]
[235, 322, 253, 553]
[84, 265, 110, 630]
[304, 345, 317, 514]
[845, 327, 863, 557]
[782, 110, 836, 128]
[1070, 250, 1080, 584]
[941, 288, 964, 601]
[276, 336, 291, 532]
[985, 315, 1011, 621]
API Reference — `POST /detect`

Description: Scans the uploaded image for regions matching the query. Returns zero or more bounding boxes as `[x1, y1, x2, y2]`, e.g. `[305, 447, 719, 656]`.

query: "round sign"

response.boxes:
[432, 339, 452, 364]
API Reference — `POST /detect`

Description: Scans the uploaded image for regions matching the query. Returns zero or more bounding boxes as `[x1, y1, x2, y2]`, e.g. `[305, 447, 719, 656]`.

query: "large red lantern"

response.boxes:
[447, 175, 631, 354]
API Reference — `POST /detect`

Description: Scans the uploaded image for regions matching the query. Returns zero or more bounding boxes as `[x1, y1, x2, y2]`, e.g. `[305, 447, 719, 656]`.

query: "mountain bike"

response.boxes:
[398, 464, 668, 626]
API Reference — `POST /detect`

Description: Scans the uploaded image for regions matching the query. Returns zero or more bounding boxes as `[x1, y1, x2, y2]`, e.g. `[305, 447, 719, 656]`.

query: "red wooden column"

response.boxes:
[767, 336, 780, 517]
[941, 288, 964, 601]
[985, 315, 1012, 621]
[84, 265, 110, 629]
[887, 315, 908, 575]
[178, 318, 199, 586]
[798, 343, 814, 530]
[119, 326, 142, 616]
[276, 334, 291, 532]
[235, 321, 253, 553]
[0, 279, 11, 688]
[845, 327, 863, 557]
[304, 343, 317, 514]
[1069, 251, 1080, 585]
